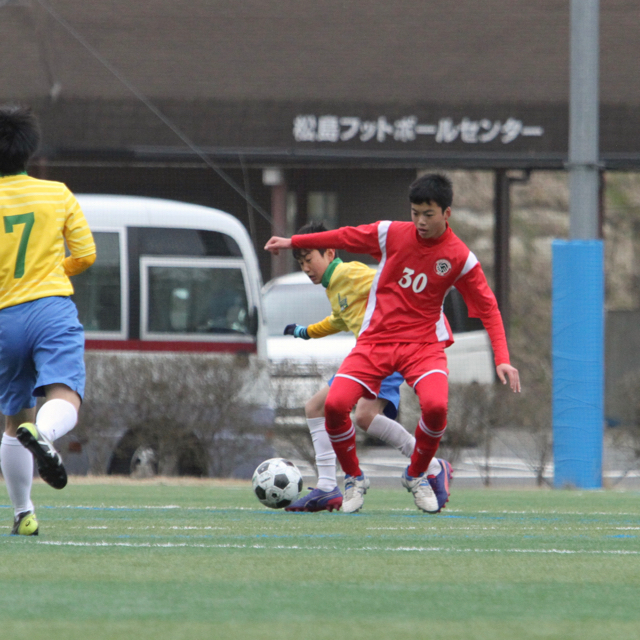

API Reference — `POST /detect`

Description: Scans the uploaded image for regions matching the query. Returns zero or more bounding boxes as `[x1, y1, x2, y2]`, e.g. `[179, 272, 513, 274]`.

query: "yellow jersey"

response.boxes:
[1, 174, 96, 310]
[306, 259, 376, 339]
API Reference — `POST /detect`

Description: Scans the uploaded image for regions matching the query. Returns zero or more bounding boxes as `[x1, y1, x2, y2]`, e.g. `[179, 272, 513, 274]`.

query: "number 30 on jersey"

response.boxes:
[398, 267, 428, 293]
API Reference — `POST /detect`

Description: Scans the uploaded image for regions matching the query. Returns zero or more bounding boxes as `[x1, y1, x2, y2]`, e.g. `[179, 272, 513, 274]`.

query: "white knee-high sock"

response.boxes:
[367, 414, 417, 458]
[307, 417, 337, 491]
[36, 399, 78, 442]
[1, 434, 35, 516]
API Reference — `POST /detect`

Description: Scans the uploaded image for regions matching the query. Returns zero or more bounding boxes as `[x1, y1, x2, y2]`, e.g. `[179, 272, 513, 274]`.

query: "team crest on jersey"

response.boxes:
[434, 259, 452, 276]
[338, 293, 348, 311]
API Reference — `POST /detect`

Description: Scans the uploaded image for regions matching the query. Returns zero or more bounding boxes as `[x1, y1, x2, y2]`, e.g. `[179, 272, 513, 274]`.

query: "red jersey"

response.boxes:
[291, 221, 510, 366]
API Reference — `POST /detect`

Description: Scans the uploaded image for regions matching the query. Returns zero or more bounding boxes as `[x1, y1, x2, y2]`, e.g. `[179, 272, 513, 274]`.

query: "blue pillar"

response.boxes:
[552, 240, 604, 488]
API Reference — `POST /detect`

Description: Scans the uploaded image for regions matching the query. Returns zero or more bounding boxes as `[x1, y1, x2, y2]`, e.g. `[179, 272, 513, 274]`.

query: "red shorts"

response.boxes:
[334, 340, 448, 398]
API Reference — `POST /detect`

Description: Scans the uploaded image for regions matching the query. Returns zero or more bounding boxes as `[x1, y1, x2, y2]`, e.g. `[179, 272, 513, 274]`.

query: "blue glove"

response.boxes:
[284, 324, 310, 339]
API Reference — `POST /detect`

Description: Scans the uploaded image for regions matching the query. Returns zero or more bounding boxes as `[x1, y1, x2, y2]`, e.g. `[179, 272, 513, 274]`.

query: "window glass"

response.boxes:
[147, 266, 250, 335]
[72, 231, 121, 332]
[263, 284, 332, 336]
[135, 228, 241, 257]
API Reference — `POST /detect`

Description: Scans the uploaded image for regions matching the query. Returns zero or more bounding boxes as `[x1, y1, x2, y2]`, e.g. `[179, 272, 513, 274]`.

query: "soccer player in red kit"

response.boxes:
[265, 173, 520, 513]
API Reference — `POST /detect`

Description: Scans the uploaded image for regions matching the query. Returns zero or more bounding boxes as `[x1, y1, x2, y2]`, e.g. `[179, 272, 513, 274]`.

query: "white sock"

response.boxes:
[367, 414, 416, 458]
[427, 458, 443, 476]
[1, 434, 35, 516]
[307, 417, 337, 491]
[36, 398, 78, 442]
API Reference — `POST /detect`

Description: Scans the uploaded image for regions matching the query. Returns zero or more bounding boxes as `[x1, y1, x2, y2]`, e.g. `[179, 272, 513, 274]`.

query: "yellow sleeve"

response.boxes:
[63, 188, 96, 259]
[307, 314, 348, 338]
[63, 253, 96, 276]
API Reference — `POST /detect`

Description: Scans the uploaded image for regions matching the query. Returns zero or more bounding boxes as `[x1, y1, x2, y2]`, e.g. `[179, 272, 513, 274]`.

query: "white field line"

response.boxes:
[53, 524, 635, 533]
[0, 504, 255, 511]
[32, 540, 640, 554]
[3, 504, 640, 517]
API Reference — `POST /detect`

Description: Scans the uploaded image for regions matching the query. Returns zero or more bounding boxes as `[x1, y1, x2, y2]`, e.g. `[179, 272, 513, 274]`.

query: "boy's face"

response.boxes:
[410, 200, 451, 240]
[297, 248, 336, 284]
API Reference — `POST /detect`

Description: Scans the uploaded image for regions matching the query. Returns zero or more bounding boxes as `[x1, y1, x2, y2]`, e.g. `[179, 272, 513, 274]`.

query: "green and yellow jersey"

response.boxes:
[1, 174, 96, 310]
[306, 258, 376, 339]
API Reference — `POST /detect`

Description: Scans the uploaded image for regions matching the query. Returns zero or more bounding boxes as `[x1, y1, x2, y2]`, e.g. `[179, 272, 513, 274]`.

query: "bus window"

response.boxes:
[72, 231, 123, 333]
[136, 227, 242, 258]
[141, 257, 252, 337]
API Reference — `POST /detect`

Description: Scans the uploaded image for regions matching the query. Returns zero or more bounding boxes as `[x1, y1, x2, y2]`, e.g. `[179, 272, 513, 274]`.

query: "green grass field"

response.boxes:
[1, 478, 640, 640]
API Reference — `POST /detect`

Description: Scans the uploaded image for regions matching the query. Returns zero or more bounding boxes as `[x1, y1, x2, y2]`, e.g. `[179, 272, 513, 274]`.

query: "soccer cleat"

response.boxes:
[285, 486, 343, 512]
[342, 473, 370, 513]
[16, 422, 68, 490]
[427, 459, 453, 512]
[401, 467, 439, 513]
[11, 511, 39, 536]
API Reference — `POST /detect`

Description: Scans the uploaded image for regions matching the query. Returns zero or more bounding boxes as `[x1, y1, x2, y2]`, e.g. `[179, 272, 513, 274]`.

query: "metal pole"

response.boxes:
[493, 169, 529, 341]
[552, 0, 603, 489]
[270, 182, 288, 279]
[494, 170, 510, 338]
[263, 167, 289, 279]
[569, 0, 600, 239]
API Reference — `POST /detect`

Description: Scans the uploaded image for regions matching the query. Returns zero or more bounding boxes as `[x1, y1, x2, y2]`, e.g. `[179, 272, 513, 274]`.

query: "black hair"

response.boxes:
[408, 173, 453, 211]
[292, 221, 332, 260]
[0, 105, 41, 175]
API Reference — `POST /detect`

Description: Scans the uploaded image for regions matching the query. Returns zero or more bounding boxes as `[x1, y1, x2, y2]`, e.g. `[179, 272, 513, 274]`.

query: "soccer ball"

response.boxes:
[252, 458, 303, 509]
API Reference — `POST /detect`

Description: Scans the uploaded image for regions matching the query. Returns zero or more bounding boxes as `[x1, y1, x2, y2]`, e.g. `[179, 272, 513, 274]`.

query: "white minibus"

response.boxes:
[74, 195, 266, 357]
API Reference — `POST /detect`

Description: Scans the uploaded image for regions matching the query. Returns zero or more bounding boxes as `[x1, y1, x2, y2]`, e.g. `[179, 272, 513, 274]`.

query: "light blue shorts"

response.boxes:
[0, 296, 86, 415]
[328, 370, 403, 420]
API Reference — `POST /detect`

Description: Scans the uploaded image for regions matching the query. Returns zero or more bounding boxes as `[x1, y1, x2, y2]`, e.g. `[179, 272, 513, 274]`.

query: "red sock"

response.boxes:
[324, 377, 366, 477]
[407, 418, 446, 477]
[407, 374, 448, 477]
[328, 422, 361, 477]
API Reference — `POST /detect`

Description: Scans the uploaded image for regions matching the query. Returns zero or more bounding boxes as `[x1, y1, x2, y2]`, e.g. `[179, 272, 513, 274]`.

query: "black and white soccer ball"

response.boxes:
[252, 458, 303, 509]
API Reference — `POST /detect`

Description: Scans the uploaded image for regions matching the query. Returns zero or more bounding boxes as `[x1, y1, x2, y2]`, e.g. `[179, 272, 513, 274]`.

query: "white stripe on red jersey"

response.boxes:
[360, 220, 391, 335]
